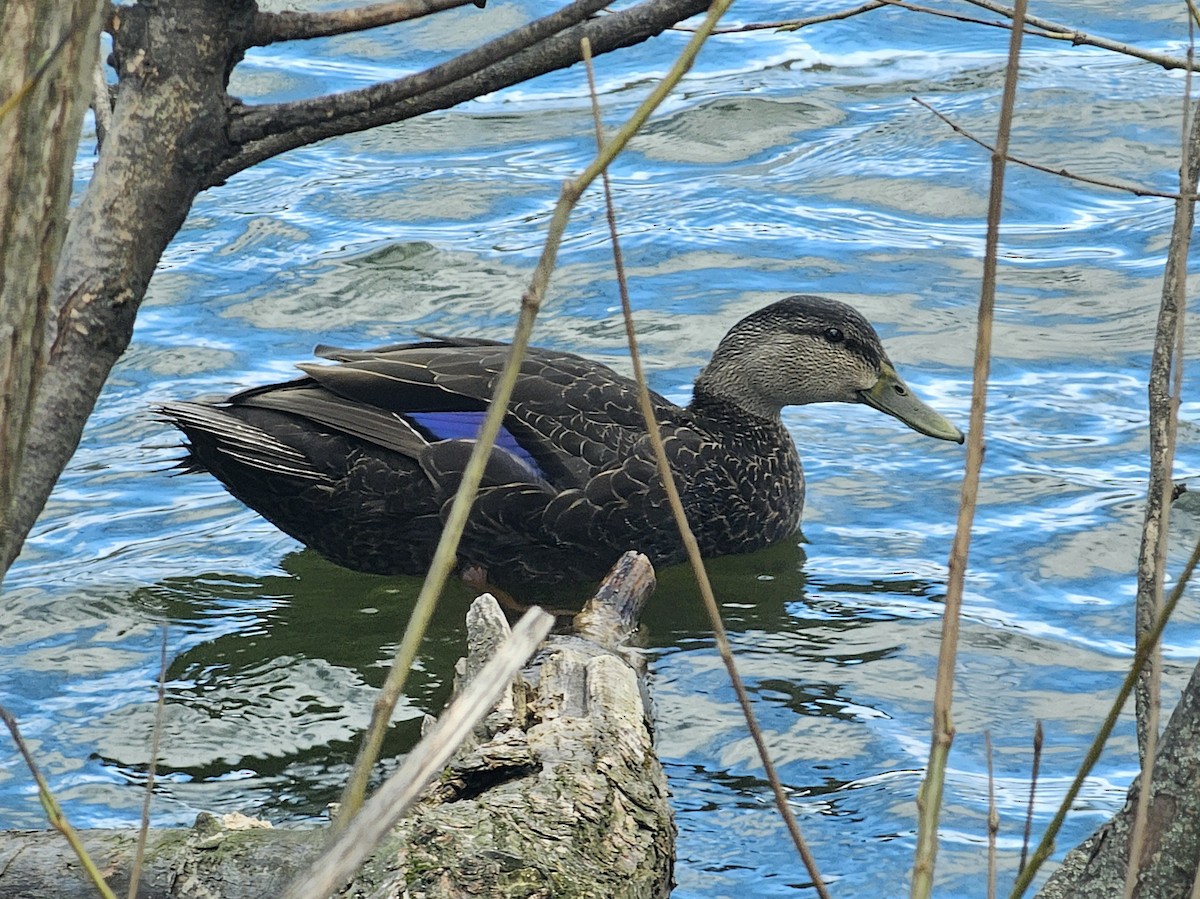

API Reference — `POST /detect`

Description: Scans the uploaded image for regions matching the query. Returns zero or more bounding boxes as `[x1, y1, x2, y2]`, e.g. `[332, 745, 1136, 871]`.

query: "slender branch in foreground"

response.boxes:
[248, 0, 478, 46]
[1018, 719, 1042, 875]
[1009, 535, 1200, 897]
[910, 3, 1026, 897]
[127, 624, 168, 899]
[0, 705, 118, 899]
[284, 606, 554, 899]
[580, 37, 831, 899]
[913, 97, 1197, 201]
[1126, 39, 1198, 899]
[986, 731, 998, 899]
[334, 0, 735, 828]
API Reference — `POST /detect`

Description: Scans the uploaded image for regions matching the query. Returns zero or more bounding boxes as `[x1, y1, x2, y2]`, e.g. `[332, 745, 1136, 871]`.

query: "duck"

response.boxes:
[160, 295, 963, 584]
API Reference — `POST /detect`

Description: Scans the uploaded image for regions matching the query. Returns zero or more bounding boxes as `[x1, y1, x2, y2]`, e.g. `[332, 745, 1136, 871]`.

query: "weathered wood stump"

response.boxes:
[0, 552, 671, 899]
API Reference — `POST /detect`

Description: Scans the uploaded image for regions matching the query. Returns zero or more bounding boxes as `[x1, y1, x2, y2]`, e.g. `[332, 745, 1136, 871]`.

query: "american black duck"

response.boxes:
[161, 295, 963, 584]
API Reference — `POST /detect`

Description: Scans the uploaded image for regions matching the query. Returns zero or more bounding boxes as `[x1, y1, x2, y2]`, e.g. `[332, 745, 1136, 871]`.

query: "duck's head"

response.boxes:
[693, 294, 964, 443]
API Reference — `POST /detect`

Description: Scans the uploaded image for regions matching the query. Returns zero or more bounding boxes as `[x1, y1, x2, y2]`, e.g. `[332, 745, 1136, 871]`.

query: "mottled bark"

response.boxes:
[0, 554, 670, 899]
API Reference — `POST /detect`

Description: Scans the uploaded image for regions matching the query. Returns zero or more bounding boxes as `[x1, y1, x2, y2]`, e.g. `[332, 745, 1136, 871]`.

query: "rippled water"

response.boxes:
[5, 2, 1200, 896]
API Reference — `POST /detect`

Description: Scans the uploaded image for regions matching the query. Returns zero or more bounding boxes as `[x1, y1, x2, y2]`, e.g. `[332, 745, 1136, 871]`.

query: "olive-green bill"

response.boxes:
[859, 361, 964, 444]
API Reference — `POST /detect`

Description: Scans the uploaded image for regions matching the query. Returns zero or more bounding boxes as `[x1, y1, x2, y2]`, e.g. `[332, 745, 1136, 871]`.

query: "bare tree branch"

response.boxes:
[248, 0, 481, 48]
[231, 0, 609, 146]
[913, 97, 1196, 201]
[675, 1, 888, 34]
[214, 0, 708, 185]
[938, 0, 1196, 71]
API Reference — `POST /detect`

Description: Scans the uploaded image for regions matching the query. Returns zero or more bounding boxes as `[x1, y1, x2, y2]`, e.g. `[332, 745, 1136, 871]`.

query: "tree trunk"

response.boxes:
[0, 0, 103, 562]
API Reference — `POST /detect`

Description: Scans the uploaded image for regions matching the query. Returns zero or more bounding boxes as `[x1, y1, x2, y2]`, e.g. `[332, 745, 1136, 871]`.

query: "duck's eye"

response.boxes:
[823, 327, 844, 343]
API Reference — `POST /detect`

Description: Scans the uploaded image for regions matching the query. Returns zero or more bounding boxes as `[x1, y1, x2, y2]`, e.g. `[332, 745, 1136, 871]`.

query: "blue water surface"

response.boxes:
[5, 2, 1200, 896]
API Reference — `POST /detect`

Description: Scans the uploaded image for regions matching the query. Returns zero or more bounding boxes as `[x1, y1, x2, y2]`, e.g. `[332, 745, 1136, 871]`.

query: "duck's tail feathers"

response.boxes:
[154, 402, 326, 482]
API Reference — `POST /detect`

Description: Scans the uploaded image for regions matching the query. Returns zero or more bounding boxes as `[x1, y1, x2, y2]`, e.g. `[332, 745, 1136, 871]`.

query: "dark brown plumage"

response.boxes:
[160, 295, 962, 584]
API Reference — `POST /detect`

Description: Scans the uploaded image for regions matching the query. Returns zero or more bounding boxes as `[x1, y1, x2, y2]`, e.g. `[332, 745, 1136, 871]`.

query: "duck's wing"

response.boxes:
[280, 341, 682, 489]
[229, 381, 430, 458]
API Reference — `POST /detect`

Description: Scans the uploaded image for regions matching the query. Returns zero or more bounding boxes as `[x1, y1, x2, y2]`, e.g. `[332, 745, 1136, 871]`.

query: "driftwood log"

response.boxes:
[0, 552, 671, 899]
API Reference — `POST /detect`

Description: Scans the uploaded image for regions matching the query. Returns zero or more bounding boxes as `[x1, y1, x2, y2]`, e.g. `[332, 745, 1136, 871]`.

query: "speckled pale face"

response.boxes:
[697, 295, 891, 415]
[744, 324, 889, 407]
[695, 295, 962, 443]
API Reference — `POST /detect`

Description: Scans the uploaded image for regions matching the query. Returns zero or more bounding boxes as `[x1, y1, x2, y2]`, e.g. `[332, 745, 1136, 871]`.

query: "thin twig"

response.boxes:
[877, 0, 1062, 37]
[334, 0, 736, 828]
[673, 1, 887, 33]
[1134, 6, 1200, 763]
[985, 731, 998, 899]
[889, 0, 1196, 72]
[284, 606, 554, 899]
[127, 624, 168, 899]
[1018, 720, 1042, 875]
[0, 705, 118, 899]
[913, 97, 1197, 202]
[1009, 534, 1200, 897]
[249, 0, 479, 47]
[580, 37, 831, 898]
[909, 3, 1026, 897]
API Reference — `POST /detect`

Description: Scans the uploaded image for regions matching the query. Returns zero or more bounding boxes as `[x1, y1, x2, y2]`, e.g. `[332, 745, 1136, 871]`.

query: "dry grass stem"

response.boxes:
[986, 731, 998, 899]
[127, 624, 168, 899]
[1018, 720, 1042, 874]
[580, 38, 831, 897]
[335, 0, 736, 827]
[1008, 534, 1200, 897]
[0, 704, 118, 899]
[910, 2, 1027, 897]
[285, 606, 554, 899]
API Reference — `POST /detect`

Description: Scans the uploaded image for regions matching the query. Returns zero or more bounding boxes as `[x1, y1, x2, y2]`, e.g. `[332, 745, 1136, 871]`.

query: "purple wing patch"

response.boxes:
[407, 411, 543, 477]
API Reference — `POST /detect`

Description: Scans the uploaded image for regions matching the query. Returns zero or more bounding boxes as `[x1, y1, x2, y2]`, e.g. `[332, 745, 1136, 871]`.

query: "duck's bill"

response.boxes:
[859, 362, 965, 444]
